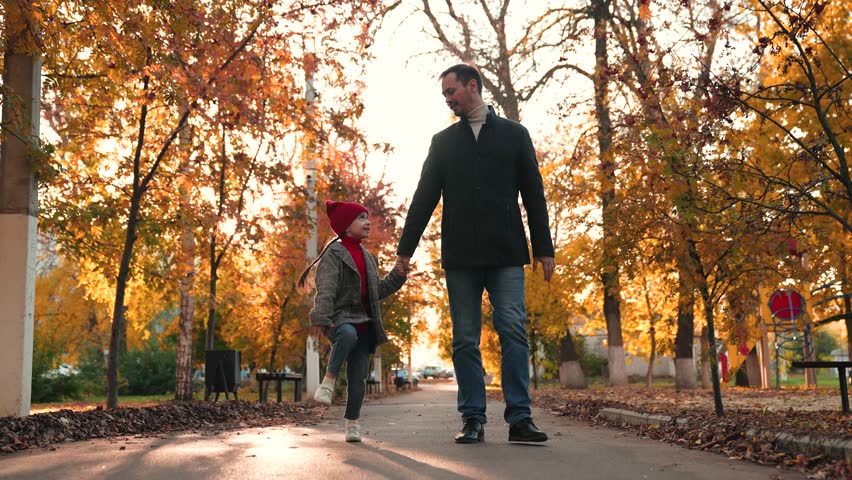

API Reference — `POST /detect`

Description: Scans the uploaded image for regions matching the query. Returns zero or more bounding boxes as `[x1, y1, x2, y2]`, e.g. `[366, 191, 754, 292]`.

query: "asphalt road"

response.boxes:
[0, 383, 804, 479]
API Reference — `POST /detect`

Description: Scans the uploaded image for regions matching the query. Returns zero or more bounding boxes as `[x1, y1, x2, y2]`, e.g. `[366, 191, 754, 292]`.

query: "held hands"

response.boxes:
[533, 256, 555, 282]
[394, 255, 412, 276]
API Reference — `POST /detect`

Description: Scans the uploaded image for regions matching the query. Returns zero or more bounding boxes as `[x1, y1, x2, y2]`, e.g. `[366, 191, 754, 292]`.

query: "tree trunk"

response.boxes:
[267, 321, 280, 372]
[841, 251, 852, 361]
[206, 254, 218, 351]
[174, 127, 196, 401]
[646, 325, 656, 388]
[267, 308, 283, 371]
[616, 0, 723, 393]
[106, 114, 189, 407]
[846, 294, 852, 362]
[267, 284, 296, 371]
[700, 284, 725, 417]
[107, 72, 157, 409]
[745, 346, 762, 387]
[674, 266, 697, 390]
[757, 284, 772, 388]
[490, 18, 520, 122]
[642, 281, 658, 388]
[373, 346, 383, 393]
[803, 325, 816, 387]
[103, 30, 230, 408]
[592, 0, 627, 387]
[407, 321, 413, 387]
[206, 126, 227, 352]
[1, 0, 41, 418]
[700, 326, 711, 389]
[735, 366, 749, 386]
[107, 194, 142, 409]
[559, 329, 586, 389]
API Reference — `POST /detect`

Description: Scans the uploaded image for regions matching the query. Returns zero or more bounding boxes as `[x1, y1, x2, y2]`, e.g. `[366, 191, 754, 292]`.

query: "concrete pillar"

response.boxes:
[0, 1, 41, 417]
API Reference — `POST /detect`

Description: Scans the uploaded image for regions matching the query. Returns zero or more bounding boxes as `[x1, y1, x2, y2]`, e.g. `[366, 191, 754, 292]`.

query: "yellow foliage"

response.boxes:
[34, 256, 112, 366]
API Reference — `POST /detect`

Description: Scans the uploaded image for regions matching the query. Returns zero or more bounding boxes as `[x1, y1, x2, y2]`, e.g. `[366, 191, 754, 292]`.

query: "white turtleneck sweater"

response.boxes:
[466, 103, 488, 140]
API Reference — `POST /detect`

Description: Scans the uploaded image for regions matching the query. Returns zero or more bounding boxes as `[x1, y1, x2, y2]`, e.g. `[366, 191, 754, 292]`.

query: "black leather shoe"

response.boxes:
[454, 418, 485, 444]
[508, 418, 548, 442]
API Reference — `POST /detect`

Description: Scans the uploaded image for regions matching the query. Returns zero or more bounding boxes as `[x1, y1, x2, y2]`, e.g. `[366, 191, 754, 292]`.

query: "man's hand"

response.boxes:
[309, 325, 329, 339]
[395, 255, 411, 276]
[533, 256, 555, 282]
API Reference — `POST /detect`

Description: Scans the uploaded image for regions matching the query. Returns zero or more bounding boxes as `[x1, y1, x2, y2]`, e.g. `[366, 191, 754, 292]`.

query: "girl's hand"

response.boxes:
[309, 325, 329, 338]
[394, 256, 411, 276]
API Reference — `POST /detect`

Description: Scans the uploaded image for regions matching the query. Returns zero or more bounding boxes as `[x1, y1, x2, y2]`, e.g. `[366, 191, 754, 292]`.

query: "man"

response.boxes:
[395, 64, 555, 444]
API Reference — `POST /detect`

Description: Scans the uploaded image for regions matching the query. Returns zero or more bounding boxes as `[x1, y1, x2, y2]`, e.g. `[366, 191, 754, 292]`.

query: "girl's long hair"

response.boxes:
[297, 234, 343, 292]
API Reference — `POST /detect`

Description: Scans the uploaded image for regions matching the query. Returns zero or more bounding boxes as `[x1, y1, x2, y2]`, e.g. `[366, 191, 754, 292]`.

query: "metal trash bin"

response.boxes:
[205, 350, 240, 401]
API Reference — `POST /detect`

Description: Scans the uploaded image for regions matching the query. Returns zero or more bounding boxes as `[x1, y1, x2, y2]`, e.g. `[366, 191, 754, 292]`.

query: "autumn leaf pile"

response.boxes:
[0, 401, 324, 454]
[495, 387, 852, 479]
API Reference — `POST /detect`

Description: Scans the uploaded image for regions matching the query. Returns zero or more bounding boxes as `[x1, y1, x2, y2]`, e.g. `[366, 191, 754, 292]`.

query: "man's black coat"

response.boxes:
[397, 107, 554, 269]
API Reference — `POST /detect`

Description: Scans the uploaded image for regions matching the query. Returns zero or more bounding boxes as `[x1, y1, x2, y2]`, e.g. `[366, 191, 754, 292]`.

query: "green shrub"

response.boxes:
[32, 373, 83, 403]
[815, 330, 839, 361]
[119, 348, 176, 395]
[575, 335, 607, 378]
[76, 345, 108, 396]
[30, 350, 83, 403]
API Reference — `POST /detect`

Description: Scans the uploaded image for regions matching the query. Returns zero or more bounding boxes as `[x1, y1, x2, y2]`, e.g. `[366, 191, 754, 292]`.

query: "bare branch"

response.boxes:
[520, 63, 592, 102]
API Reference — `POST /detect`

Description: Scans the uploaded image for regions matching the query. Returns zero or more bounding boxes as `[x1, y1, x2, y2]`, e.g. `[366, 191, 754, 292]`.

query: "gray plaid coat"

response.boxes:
[309, 241, 406, 352]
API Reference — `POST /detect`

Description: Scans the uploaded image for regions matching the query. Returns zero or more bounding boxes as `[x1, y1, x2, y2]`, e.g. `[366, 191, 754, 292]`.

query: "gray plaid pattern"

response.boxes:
[309, 242, 406, 351]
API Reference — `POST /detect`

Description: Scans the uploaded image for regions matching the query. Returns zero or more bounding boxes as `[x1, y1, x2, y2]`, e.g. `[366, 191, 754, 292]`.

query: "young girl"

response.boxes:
[298, 200, 408, 442]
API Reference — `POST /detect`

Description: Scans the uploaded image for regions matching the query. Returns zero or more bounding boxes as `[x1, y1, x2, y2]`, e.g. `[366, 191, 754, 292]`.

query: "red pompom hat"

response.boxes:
[325, 200, 368, 236]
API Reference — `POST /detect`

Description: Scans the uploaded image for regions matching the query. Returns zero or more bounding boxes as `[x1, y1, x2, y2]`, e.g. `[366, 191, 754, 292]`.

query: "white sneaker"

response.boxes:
[313, 384, 333, 405]
[345, 422, 361, 443]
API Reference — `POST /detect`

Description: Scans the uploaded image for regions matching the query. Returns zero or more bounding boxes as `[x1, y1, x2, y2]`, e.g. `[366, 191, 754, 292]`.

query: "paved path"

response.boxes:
[0, 383, 803, 479]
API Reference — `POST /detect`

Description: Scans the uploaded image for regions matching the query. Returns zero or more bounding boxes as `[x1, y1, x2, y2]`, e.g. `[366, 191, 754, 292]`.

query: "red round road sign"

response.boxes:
[768, 289, 805, 321]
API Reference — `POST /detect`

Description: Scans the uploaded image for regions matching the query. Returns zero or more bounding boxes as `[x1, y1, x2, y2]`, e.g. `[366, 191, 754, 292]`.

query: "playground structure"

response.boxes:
[717, 288, 811, 387]
[767, 289, 815, 388]
[718, 279, 851, 388]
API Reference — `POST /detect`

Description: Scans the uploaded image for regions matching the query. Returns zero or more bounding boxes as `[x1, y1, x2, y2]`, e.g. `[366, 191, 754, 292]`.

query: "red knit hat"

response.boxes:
[325, 200, 369, 236]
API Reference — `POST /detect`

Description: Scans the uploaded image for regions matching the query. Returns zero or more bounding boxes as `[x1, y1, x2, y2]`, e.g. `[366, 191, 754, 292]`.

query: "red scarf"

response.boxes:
[341, 236, 371, 333]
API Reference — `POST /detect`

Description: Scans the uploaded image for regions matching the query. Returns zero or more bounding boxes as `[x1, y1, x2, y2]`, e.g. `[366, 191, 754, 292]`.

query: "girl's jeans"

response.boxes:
[445, 266, 532, 425]
[326, 323, 371, 420]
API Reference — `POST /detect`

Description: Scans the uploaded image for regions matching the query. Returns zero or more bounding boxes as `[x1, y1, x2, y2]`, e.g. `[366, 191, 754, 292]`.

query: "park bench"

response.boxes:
[256, 372, 303, 403]
[366, 379, 381, 394]
[791, 361, 852, 413]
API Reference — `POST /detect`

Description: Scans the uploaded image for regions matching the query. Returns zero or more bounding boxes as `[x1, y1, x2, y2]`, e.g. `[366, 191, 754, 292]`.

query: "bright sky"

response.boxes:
[357, 9, 565, 204]
[358, 35, 451, 200]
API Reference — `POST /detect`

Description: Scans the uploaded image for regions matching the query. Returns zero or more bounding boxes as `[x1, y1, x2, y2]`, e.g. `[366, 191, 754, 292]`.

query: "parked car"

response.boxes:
[392, 368, 419, 387]
[46, 363, 79, 378]
[422, 366, 442, 379]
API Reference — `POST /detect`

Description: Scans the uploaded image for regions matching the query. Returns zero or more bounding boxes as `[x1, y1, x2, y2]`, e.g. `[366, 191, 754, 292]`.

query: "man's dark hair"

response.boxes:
[440, 64, 483, 95]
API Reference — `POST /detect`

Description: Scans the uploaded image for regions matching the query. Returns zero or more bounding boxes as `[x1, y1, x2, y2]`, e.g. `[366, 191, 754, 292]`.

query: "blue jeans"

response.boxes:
[445, 266, 531, 425]
[326, 323, 372, 420]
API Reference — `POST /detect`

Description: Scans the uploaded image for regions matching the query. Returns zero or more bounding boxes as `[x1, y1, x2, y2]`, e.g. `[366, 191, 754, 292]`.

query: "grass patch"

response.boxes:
[780, 371, 841, 388]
